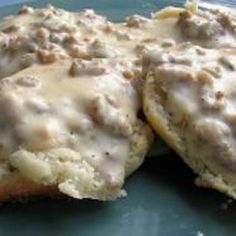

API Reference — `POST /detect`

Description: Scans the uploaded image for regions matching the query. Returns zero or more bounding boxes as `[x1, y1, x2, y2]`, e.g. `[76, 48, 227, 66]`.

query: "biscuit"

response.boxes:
[0, 58, 153, 201]
[143, 44, 236, 199]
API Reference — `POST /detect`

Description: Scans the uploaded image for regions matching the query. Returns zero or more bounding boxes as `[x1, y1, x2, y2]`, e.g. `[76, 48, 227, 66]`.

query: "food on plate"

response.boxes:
[0, 4, 187, 79]
[0, 58, 153, 200]
[1, 0, 236, 201]
[177, 6, 236, 48]
[143, 43, 236, 199]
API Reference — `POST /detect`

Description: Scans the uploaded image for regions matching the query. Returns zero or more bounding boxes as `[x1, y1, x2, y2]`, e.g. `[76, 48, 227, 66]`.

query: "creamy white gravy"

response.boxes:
[0, 3, 236, 198]
[0, 5, 183, 79]
[0, 58, 149, 199]
[144, 44, 236, 185]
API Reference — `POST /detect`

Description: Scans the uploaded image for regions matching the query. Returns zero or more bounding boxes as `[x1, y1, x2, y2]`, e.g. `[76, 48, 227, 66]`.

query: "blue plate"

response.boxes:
[0, 1, 236, 236]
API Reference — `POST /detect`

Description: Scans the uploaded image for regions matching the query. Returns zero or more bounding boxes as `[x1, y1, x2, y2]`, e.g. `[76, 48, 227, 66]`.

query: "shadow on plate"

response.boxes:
[143, 152, 236, 233]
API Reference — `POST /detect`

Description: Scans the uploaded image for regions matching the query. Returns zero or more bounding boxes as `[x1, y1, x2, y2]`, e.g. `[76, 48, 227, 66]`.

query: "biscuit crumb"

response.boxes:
[196, 231, 204, 236]
[220, 198, 233, 210]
